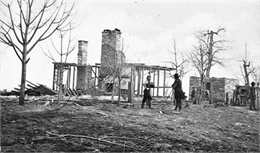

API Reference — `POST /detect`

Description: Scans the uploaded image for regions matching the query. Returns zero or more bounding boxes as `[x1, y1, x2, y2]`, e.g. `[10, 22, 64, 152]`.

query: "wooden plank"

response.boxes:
[27, 84, 36, 89]
[73, 89, 79, 96]
[67, 87, 73, 96]
[70, 88, 77, 96]
[14, 87, 20, 91]
[26, 80, 38, 87]
[18, 85, 30, 90]
[153, 86, 172, 88]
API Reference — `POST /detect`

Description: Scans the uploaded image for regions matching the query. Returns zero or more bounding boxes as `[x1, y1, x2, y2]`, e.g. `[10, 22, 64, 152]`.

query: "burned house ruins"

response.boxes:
[51, 28, 175, 99]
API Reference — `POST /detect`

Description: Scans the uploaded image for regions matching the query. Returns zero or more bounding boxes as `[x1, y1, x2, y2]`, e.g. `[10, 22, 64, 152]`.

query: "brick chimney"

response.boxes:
[76, 40, 90, 90]
[99, 28, 122, 78]
[78, 40, 88, 65]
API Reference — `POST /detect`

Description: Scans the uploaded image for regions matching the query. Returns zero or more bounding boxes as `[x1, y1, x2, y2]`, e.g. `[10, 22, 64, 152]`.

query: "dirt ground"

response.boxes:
[1, 96, 259, 152]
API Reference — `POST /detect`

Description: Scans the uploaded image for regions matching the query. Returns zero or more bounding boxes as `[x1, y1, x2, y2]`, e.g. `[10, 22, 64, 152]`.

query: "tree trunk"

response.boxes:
[19, 53, 27, 105]
[199, 75, 204, 104]
[58, 65, 63, 103]
[111, 74, 116, 103]
[206, 31, 214, 79]
[243, 61, 250, 86]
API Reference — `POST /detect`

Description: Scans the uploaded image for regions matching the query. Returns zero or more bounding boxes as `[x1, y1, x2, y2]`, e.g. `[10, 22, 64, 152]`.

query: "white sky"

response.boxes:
[0, 0, 259, 94]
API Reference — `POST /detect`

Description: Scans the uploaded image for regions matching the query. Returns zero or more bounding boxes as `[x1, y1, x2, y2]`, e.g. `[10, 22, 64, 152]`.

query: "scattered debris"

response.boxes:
[1, 80, 57, 96]
[33, 84, 56, 95]
[235, 122, 251, 127]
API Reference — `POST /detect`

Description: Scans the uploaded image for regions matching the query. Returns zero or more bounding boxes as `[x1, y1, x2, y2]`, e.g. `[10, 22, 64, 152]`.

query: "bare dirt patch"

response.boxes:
[1, 97, 259, 152]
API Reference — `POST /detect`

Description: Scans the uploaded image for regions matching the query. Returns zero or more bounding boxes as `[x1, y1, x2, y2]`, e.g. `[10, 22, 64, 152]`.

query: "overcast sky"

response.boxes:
[0, 0, 259, 93]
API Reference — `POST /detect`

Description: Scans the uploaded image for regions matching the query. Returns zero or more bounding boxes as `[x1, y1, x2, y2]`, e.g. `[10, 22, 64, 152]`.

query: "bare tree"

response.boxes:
[193, 28, 228, 103]
[100, 38, 129, 105]
[109, 44, 129, 105]
[42, 25, 76, 63]
[0, 0, 75, 105]
[188, 42, 208, 103]
[197, 28, 227, 79]
[166, 39, 189, 80]
[251, 65, 260, 85]
[114, 42, 129, 105]
[41, 25, 76, 103]
[238, 44, 258, 86]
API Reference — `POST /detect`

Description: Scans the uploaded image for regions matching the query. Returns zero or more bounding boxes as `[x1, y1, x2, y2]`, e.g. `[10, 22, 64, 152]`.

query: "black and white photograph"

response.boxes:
[0, 0, 259, 152]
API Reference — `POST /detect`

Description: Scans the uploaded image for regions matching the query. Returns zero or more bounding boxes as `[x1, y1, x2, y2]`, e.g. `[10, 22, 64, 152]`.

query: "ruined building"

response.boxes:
[52, 40, 97, 93]
[189, 76, 239, 103]
[52, 28, 175, 98]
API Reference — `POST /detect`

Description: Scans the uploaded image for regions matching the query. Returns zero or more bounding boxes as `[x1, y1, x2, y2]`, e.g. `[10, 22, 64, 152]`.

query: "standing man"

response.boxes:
[249, 82, 256, 110]
[141, 75, 154, 109]
[191, 87, 196, 104]
[172, 73, 183, 111]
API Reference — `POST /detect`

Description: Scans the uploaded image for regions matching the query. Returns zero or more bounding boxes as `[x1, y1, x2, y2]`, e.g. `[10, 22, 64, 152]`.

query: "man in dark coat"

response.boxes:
[249, 82, 256, 110]
[191, 87, 196, 104]
[172, 73, 183, 111]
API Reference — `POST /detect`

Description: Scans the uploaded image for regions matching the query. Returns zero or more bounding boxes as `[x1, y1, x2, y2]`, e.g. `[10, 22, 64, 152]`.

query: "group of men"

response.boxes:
[141, 73, 184, 111]
[141, 74, 258, 111]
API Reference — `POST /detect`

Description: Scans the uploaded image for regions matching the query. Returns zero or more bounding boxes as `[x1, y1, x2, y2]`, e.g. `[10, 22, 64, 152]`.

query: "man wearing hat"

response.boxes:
[249, 81, 256, 110]
[172, 73, 184, 111]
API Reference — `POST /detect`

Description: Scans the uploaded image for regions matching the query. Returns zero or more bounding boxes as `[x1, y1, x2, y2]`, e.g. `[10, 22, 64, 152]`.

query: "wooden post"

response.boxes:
[67, 66, 71, 88]
[72, 66, 76, 89]
[226, 92, 229, 106]
[52, 64, 56, 90]
[137, 67, 141, 95]
[257, 86, 259, 110]
[57, 65, 60, 89]
[157, 69, 160, 97]
[128, 82, 132, 103]
[141, 66, 144, 96]
[163, 69, 166, 96]
[133, 66, 136, 95]
[128, 64, 134, 103]
[94, 66, 97, 87]
[153, 68, 156, 96]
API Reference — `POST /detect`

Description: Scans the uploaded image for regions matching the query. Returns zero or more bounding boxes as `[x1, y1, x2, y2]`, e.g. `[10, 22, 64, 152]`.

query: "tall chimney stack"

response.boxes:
[76, 40, 90, 90]
[78, 40, 88, 65]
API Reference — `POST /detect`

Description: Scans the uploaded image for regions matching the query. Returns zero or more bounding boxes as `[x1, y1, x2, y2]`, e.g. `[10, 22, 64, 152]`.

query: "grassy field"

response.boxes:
[1, 96, 259, 152]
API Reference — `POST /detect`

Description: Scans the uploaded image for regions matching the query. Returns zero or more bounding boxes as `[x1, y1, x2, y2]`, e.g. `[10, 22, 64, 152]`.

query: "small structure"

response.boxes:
[52, 40, 101, 94]
[232, 85, 260, 109]
[232, 85, 250, 106]
[189, 76, 239, 103]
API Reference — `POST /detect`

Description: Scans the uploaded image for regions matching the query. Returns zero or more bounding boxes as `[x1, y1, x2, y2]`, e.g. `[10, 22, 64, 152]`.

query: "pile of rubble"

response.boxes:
[0, 80, 56, 96]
